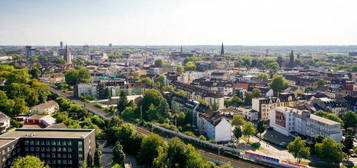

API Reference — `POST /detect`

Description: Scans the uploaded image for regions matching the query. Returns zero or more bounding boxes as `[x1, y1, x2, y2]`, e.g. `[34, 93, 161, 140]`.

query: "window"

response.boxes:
[68, 141, 72, 146]
[68, 154, 72, 158]
[25, 140, 29, 145]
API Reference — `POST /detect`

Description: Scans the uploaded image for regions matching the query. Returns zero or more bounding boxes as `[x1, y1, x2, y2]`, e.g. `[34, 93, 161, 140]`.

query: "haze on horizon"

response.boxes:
[0, 0, 356, 46]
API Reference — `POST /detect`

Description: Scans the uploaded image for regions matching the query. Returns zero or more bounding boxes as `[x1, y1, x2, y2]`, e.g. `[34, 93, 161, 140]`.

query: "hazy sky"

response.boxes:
[0, 0, 356, 46]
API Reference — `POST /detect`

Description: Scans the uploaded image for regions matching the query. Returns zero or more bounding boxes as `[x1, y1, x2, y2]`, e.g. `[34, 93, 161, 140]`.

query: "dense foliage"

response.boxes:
[0, 65, 50, 117]
[12, 156, 49, 168]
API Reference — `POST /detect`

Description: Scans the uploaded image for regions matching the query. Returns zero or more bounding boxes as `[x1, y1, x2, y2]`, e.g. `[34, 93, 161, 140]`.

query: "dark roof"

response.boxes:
[199, 110, 225, 126]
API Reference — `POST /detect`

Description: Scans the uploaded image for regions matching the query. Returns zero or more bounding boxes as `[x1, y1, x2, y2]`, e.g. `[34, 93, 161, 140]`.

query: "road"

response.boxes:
[49, 87, 265, 168]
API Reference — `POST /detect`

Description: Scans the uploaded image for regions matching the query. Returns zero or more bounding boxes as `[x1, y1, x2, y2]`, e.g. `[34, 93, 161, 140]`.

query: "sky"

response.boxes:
[0, 0, 356, 46]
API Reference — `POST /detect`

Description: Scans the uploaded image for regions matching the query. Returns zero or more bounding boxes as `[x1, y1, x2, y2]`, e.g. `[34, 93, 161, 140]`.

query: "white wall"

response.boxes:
[214, 118, 232, 142]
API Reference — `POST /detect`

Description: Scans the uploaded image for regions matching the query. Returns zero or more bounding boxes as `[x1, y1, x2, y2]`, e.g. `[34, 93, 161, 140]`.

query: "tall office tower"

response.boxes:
[60, 41, 63, 49]
[220, 42, 224, 57]
[83, 45, 89, 56]
[25, 46, 32, 60]
[108, 43, 112, 48]
[64, 45, 72, 64]
[289, 50, 295, 67]
[180, 45, 183, 53]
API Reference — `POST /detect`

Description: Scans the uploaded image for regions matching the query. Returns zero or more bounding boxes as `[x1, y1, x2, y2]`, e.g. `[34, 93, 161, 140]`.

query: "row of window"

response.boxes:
[25, 146, 74, 153]
[25, 152, 73, 159]
[24, 140, 74, 146]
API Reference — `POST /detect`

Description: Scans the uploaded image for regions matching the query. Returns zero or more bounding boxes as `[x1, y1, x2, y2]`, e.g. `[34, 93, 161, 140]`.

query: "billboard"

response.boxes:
[275, 111, 286, 128]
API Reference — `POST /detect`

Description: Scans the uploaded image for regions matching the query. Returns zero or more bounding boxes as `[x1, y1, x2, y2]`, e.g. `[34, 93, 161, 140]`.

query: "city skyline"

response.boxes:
[1, 0, 357, 46]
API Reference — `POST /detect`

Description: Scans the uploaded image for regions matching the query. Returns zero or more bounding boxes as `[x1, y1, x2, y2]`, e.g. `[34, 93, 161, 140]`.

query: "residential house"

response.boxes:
[197, 110, 232, 142]
[30, 101, 59, 115]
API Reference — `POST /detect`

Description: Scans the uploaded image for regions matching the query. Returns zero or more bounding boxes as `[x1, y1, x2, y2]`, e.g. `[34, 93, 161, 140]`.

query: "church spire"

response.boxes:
[220, 42, 224, 57]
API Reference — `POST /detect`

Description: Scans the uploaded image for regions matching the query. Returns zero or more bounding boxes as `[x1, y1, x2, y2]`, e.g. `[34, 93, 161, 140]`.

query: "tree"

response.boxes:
[287, 136, 310, 162]
[154, 59, 164, 67]
[233, 127, 242, 142]
[140, 89, 164, 120]
[316, 80, 326, 87]
[117, 91, 129, 113]
[94, 145, 103, 167]
[13, 98, 29, 116]
[252, 88, 261, 98]
[315, 110, 343, 124]
[231, 114, 245, 127]
[242, 122, 256, 143]
[152, 137, 187, 168]
[29, 67, 41, 79]
[270, 75, 288, 94]
[243, 92, 253, 105]
[256, 120, 265, 141]
[12, 156, 49, 168]
[343, 134, 354, 155]
[257, 73, 268, 81]
[210, 103, 219, 111]
[162, 85, 174, 92]
[225, 96, 243, 107]
[112, 164, 122, 168]
[53, 57, 66, 64]
[64, 66, 90, 85]
[342, 111, 357, 129]
[177, 65, 184, 73]
[184, 61, 196, 71]
[116, 123, 143, 155]
[315, 137, 345, 164]
[138, 134, 167, 165]
[113, 141, 125, 165]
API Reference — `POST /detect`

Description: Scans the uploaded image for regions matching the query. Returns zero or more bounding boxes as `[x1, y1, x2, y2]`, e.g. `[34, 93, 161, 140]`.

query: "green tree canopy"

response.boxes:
[242, 122, 256, 143]
[113, 141, 125, 165]
[287, 136, 310, 162]
[315, 137, 345, 164]
[138, 134, 167, 165]
[257, 72, 268, 81]
[270, 75, 288, 93]
[231, 114, 245, 127]
[11, 156, 49, 168]
[184, 61, 196, 71]
[154, 59, 164, 67]
[342, 111, 357, 129]
[64, 66, 91, 85]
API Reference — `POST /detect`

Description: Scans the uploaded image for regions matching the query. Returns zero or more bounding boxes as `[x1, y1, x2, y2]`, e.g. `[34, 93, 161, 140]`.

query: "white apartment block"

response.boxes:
[269, 107, 342, 142]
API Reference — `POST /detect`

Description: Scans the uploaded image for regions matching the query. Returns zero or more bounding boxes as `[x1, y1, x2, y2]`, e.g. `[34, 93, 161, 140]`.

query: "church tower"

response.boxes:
[64, 45, 72, 64]
[220, 42, 224, 57]
[289, 50, 295, 67]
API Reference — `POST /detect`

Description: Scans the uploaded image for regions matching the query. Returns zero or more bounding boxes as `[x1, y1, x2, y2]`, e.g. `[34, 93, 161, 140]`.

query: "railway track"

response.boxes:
[49, 87, 265, 168]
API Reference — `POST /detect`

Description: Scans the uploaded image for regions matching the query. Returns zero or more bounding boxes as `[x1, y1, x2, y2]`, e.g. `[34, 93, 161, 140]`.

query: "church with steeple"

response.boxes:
[215, 42, 225, 60]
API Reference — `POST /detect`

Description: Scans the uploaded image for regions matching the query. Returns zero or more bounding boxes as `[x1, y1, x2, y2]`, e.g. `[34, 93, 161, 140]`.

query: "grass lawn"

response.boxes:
[241, 137, 264, 150]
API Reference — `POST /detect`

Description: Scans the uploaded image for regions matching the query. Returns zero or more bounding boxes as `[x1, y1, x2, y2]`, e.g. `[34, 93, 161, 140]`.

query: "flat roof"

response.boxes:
[0, 139, 15, 147]
[310, 114, 340, 126]
[0, 128, 94, 139]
